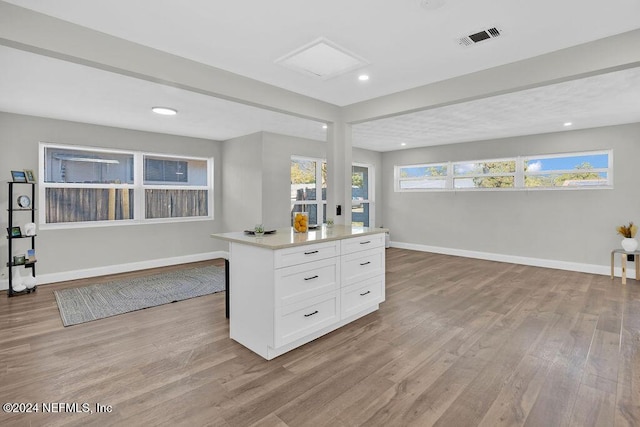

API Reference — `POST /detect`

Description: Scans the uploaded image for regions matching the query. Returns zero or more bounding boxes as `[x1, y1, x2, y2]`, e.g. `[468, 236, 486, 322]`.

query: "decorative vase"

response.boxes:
[621, 238, 638, 252]
[11, 267, 26, 292]
[24, 274, 37, 290]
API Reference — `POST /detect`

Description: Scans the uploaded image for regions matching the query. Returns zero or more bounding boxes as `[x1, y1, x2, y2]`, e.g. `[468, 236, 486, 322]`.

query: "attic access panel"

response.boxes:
[275, 37, 369, 80]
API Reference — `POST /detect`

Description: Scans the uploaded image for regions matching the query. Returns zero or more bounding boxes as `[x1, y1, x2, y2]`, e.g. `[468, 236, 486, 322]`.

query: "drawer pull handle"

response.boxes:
[360, 291, 371, 296]
[304, 250, 319, 255]
[304, 310, 319, 317]
[304, 275, 319, 281]
[360, 261, 371, 266]
[360, 241, 371, 245]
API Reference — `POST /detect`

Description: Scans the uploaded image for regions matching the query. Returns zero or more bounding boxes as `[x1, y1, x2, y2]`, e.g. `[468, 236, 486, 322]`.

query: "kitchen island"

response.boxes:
[211, 225, 387, 360]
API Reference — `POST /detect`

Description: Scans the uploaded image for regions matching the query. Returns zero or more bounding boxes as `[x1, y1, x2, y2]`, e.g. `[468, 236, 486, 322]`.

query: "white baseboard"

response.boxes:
[0, 251, 230, 291]
[2, 244, 634, 291]
[390, 241, 636, 279]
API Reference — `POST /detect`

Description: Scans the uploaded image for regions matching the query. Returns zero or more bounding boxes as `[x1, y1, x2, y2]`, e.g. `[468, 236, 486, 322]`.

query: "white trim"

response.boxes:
[0, 251, 229, 290]
[395, 149, 613, 192]
[39, 142, 214, 227]
[389, 241, 634, 278]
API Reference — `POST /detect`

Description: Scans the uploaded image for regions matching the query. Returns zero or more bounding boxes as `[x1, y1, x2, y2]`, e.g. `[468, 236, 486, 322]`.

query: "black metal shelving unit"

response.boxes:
[7, 182, 37, 297]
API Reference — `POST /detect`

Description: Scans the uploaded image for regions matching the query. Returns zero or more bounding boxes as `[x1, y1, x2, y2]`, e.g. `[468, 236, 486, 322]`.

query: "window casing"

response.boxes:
[395, 150, 612, 192]
[40, 143, 213, 227]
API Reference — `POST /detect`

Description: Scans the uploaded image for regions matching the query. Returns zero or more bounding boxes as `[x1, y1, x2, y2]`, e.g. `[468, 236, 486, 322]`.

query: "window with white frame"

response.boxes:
[396, 163, 448, 190]
[523, 151, 611, 188]
[352, 163, 374, 227]
[395, 150, 612, 192]
[40, 143, 213, 226]
[290, 156, 326, 225]
[453, 159, 516, 189]
[142, 154, 210, 219]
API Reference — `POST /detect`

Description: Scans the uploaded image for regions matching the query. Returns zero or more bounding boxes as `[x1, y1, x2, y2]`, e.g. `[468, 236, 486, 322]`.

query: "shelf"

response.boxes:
[6, 261, 37, 268]
[7, 181, 37, 297]
[8, 286, 37, 296]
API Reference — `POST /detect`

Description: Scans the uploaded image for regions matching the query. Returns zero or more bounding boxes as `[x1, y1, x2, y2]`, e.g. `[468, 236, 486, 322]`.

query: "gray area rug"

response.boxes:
[54, 265, 225, 327]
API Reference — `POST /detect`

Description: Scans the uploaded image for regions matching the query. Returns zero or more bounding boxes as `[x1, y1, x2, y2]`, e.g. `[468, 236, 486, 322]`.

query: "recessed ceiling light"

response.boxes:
[358, 74, 370, 81]
[563, 122, 572, 127]
[322, 124, 327, 129]
[401, 142, 407, 146]
[152, 107, 177, 116]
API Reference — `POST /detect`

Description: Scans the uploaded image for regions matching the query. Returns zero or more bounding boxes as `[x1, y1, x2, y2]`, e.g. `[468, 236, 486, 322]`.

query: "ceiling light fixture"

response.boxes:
[564, 122, 573, 127]
[358, 74, 370, 81]
[322, 124, 328, 129]
[152, 106, 178, 116]
[401, 142, 407, 146]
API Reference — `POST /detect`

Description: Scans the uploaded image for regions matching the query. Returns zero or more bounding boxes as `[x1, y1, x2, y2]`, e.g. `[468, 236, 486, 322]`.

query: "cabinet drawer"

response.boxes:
[341, 233, 385, 255]
[275, 257, 339, 307]
[275, 241, 339, 268]
[342, 247, 385, 286]
[342, 276, 383, 318]
[275, 292, 339, 347]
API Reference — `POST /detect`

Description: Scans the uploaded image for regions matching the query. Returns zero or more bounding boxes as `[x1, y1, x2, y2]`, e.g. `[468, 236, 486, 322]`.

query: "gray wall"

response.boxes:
[221, 132, 383, 231]
[221, 132, 263, 231]
[381, 123, 640, 267]
[262, 132, 328, 229]
[261, 132, 383, 229]
[0, 112, 225, 280]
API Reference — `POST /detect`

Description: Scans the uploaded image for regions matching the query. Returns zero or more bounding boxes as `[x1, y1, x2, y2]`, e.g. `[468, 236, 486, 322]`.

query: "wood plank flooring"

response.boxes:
[0, 249, 638, 426]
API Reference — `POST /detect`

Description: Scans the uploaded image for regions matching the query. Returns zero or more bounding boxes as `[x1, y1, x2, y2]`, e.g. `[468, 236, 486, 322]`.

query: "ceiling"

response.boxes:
[1, 0, 640, 151]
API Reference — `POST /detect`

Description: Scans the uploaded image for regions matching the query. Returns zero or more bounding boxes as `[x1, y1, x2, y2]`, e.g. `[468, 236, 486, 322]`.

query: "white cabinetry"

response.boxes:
[220, 227, 386, 360]
[340, 233, 385, 318]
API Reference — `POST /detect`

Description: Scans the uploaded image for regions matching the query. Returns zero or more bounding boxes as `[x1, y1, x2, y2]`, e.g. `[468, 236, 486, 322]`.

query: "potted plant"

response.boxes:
[616, 221, 638, 252]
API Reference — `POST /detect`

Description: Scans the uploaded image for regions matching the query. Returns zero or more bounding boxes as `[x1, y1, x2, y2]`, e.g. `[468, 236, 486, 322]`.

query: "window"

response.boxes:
[291, 156, 326, 225]
[144, 157, 188, 183]
[143, 155, 209, 220]
[395, 150, 612, 192]
[524, 151, 611, 188]
[352, 164, 374, 227]
[396, 163, 448, 190]
[453, 159, 516, 189]
[41, 143, 213, 227]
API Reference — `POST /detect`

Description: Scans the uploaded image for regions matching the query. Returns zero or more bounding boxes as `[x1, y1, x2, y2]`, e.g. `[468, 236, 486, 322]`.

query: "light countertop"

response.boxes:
[211, 225, 388, 250]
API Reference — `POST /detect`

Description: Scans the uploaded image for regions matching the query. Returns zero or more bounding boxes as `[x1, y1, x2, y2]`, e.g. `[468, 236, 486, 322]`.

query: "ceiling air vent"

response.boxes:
[458, 26, 503, 47]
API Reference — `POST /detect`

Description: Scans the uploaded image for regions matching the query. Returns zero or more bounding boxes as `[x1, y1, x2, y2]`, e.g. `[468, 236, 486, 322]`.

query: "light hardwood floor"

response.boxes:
[1, 249, 638, 426]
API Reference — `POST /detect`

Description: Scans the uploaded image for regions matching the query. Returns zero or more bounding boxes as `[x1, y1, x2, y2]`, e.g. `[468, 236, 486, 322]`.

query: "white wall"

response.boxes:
[381, 123, 640, 271]
[0, 112, 226, 286]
